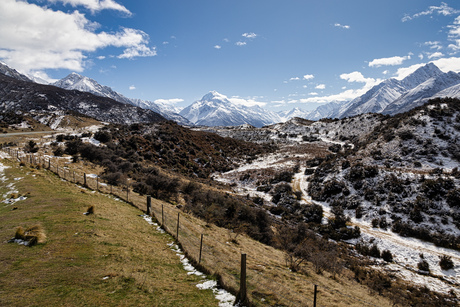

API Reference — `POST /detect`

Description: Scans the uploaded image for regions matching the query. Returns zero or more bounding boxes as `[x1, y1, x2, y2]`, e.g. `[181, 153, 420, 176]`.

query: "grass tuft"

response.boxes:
[85, 205, 95, 215]
[13, 224, 47, 246]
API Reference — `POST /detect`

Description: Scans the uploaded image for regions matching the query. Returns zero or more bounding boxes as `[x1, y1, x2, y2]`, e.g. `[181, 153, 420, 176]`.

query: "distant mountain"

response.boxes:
[0, 73, 165, 125]
[0, 62, 31, 82]
[179, 91, 281, 127]
[53, 73, 133, 105]
[53, 73, 191, 125]
[277, 107, 311, 122]
[303, 63, 460, 120]
[382, 69, 460, 115]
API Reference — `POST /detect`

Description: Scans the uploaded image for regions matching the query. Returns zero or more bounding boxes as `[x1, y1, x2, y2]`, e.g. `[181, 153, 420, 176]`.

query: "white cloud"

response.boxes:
[289, 77, 300, 81]
[302, 85, 308, 88]
[49, 0, 131, 15]
[369, 55, 411, 67]
[432, 57, 460, 73]
[300, 71, 381, 104]
[303, 74, 314, 80]
[334, 23, 350, 29]
[154, 98, 184, 105]
[382, 70, 389, 75]
[129, 85, 136, 90]
[424, 41, 442, 50]
[214, 45, 222, 49]
[419, 54, 424, 60]
[0, 0, 156, 77]
[315, 84, 326, 90]
[229, 96, 266, 107]
[402, 2, 460, 22]
[309, 92, 318, 96]
[242, 32, 257, 39]
[428, 52, 444, 59]
[394, 63, 426, 80]
[235, 41, 246, 46]
[97, 55, 105, 60]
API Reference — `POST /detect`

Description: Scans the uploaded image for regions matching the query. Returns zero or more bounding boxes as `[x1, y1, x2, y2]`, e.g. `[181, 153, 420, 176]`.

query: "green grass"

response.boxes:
[0, 160, 218, 306]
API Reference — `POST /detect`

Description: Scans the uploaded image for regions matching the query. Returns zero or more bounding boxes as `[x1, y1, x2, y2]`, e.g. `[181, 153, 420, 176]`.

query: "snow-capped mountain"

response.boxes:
[53, 73, 191, 125]
[303, 63, 460, 120]
[382, 69, 460, 115]
[53, 73, 134, 105]
[179, 91, 281, 127]
[277, 107, 311, 122]
[0, 62, 31, 82]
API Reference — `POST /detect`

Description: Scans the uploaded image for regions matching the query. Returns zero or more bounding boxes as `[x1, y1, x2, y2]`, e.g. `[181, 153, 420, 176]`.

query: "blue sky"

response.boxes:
[2, 1, 460, 112]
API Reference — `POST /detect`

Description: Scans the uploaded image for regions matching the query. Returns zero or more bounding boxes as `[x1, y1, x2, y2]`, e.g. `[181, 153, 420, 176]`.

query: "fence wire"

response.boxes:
[2, 148, 385, 307]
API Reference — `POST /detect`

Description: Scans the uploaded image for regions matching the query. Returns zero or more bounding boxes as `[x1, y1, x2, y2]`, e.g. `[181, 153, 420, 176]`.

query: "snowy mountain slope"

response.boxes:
[53, 73, 191, 125]
[300, 63, 460, 120]
[277, 107, 312, 122]
[53, 73, 133, 105]
[0, 61, 32, 82]
[0, 73, 165, 125]
[339, 78, 408, 118]
[383, 70, 460, 115]
[180, 91, 281, 127]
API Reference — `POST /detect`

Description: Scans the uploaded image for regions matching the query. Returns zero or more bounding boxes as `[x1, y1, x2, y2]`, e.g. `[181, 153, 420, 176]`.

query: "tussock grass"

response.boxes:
[13, 224, 47, 246]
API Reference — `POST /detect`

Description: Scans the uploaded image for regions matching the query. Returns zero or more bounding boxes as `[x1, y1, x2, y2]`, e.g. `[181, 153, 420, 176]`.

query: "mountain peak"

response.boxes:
[401, 63, 443, 89]
[201, 91, 228, 102]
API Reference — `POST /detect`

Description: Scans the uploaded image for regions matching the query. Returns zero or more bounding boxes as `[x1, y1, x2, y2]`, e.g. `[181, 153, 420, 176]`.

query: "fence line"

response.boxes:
[1, 148, 382, 307]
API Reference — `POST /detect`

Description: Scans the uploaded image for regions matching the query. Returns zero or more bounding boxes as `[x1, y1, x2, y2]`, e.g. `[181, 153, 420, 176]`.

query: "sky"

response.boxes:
[2, 0, 460, 112]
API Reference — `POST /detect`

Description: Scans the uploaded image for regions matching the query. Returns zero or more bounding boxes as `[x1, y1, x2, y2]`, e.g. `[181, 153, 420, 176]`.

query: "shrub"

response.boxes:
[439, 255, 454, 270]
[417, 259, 430, 272]
[369, 244, 381, 258]
[381, 250, 393, 262]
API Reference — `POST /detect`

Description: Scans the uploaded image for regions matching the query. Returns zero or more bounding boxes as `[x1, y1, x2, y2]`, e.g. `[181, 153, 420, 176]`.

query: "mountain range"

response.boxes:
[1, 61, 460, 127]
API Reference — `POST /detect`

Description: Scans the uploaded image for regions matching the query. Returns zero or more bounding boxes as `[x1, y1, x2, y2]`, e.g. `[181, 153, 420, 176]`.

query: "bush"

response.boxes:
[439, 255, 454, 270]
[417, 259, 430, 272]
[381, 250, 393, 262]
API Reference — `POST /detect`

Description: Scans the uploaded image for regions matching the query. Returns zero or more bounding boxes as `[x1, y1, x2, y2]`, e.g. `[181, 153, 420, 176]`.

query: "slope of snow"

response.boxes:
[180, 91, 281, 127]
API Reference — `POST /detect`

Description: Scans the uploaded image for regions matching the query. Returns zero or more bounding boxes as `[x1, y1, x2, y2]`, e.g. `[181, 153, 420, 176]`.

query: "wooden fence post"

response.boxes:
[235, 253, 248, 306]
[96, 176, 99, 191]
[126, 187, 129, 202]
[176, 212, 180, 240]
[314, 285, 318, 307]
[146, 196, 151, 216]
[199, 234, 204, 264]
[84, 173, 87, 187]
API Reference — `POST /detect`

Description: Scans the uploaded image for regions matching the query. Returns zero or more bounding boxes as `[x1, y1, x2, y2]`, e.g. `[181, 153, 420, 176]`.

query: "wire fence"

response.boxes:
[2, 147, 384, 307]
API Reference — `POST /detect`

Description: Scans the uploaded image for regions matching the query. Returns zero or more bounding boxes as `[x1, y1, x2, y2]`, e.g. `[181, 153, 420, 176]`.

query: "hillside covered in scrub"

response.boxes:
[307, 98, 460, 249]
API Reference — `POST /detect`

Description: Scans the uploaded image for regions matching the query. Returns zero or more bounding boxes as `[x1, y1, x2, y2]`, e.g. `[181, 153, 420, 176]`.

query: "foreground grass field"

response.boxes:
[0, 159, 218, 306]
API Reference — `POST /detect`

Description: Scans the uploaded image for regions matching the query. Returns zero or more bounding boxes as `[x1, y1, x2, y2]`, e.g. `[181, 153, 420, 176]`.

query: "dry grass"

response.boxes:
[13, 224, 47, 246]
[3, 147, 395, 307]
[0, 158, 218, 306]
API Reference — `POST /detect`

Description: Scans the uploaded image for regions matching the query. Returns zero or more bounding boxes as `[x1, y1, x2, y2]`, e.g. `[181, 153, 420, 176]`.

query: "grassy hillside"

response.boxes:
[0, 159, 218, 306]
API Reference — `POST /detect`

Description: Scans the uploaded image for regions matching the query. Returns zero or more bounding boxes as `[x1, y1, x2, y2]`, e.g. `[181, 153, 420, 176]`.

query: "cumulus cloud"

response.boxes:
[242, 32, 257, 39]
[300, 71, 381, 104]
[229, 96, 266, 107]
[424, 41, 443, 50]
[129, 85, 136, 90]
[154, 98, 184, 105]
[334, 23, 350, 29]
[315, 84, 326, 90]
[48, 0, 131, 15]
[303, 74, 314, 80]
[402, 2, 460, 22]
[235, 41, 247, 46]
[428, 52, 444, 59]
[289, 77, 300, 81]
[369, 55, 411, 67]
[0, 0, 155, 78]
[214, 45, 222, 49]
